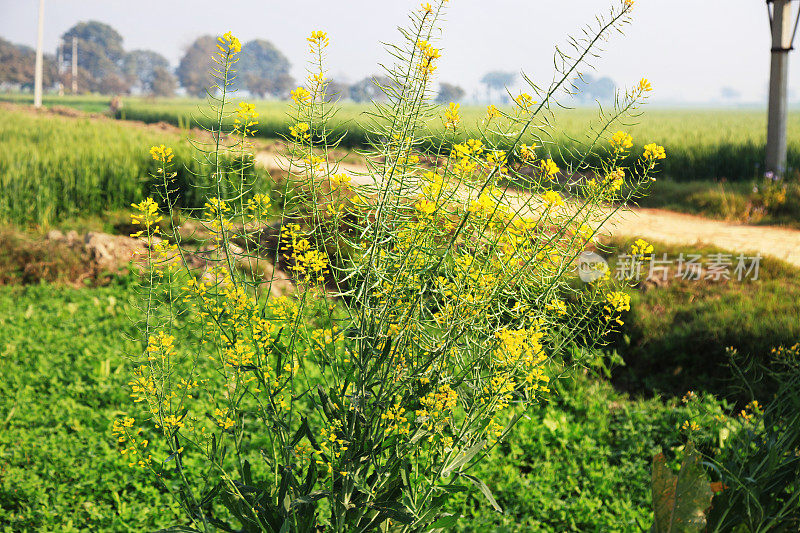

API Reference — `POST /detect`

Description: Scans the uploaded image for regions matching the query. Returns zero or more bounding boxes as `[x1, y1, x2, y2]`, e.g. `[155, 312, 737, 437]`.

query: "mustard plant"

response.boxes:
[120, 2, 665, 531]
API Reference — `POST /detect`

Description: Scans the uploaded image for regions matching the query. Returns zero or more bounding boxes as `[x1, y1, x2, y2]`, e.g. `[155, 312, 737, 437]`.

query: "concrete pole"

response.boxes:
[766, 0, 795, 176]
[33, 0, 45, 108]
[56, 42, 63, 96]
[71, 37, 78, 94]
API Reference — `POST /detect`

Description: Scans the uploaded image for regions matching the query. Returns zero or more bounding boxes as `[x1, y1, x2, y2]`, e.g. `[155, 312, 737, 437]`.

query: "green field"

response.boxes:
[0, 105, 270, 226]
[7, 92, 800, 181]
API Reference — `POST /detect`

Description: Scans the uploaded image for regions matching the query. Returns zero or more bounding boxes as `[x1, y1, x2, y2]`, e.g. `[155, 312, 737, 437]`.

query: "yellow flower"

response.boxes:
[290, 86, 311, 104]
[416, 39, 441, 76]
[421, 2, 433, 14]
[415, 198, 437, 216]
[604, 291, 631, 314]
[444, 102, 460, 130]
[218, 32, 241, 55]
[234, 102, 259, 135]
[486, 104, 500, 120]
[519, 143, 537, 161]
[308, 30, 330, 49]
[643, 143, 666, 160]
[541, 190, 563, 206]
[149, 144, 173, 163]
[514, 92, 536, 110]
[630, 238, 653, 256]
[540, 158, 560, 178]
[610, 131, 633, 152]
[329, 173, 351, 187]
[681, 420, 700, 432]
[130, 198, 162, 232]
[638, 78, 652, 93]
[290, 122, 310, 139]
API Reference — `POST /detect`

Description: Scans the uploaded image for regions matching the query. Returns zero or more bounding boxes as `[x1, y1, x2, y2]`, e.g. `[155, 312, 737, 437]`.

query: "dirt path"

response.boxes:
[256, 150, 800, 267]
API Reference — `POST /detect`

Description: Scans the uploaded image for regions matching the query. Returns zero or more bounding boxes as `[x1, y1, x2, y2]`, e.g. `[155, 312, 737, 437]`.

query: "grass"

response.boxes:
[601, 237, 800, 399]
[0, 105, 270, 226]
[635, 177, 800, 228]
[6, 92, 800, 181]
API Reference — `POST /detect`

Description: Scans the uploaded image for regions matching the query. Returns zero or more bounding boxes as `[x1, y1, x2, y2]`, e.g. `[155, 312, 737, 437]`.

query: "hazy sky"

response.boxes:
[0, 0, 795, 104]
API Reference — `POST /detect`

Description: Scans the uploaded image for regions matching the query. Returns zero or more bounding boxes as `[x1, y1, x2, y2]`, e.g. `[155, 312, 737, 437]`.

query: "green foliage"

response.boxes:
[706, 352, 800, 532]
[450, 371, 727, 532]
[605, 238, 800, 398]
[0, 284, 182, 531]
[650, 442, 713, 533]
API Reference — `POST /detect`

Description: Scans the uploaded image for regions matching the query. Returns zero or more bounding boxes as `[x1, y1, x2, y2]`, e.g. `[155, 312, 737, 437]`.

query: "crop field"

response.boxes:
[5, 92, 800, 181]
[0, 105, 272, 226]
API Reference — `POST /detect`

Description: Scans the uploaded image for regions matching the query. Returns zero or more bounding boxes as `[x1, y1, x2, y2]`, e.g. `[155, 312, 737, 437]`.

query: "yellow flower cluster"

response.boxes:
[416, 39, 441, 76]
[234, 102, 259, 136]
[586, 168, 625, 194]
[681, 420, 700, 432]
[130, 198, 162, 237]
[246, 193, 272, 218]
[486, 104, 500, 120]
[541, 190, 563, 207]
[112, 417, 152, 468]
[290, 86, 311, 105]
[604, 291, 631, 325]
[307, 30, 330, 50]
[514, 92, 536, 111]
[519, 143, 537, 161]
[381, 403, 410, 435]
[282, 223, 329, 284]
[149, 144, 174, 163]
[290, 121, 310, 140]
[643, 143, 666, 160]
[630, 238, 653, 256]
[416, 384, 458, 440]
[540, 158, 560, 179]
[218, 31, 241, 55]
[444, 102, 460, 130]
[610, 131, 633, 152]
[146, 332, 175, 362]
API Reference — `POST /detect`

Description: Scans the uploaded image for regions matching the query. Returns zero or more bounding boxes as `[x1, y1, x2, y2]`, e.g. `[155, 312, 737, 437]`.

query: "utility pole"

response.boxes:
[766, 0, 799, 176]
[71, 37, 78, 94]
[33, 0, 45, 108]
[56, 41, 63, 96]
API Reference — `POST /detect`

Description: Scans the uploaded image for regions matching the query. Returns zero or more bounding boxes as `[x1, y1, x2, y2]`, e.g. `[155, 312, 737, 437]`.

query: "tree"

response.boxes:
[436, 82, 465, 103]
[323, 79, 350, 103]
[720, 87, 741, 101]
[349, 75, 392, 103]
[0, 38, 56, 89]
[151, 67, 178, 97]
[177, 35, 218, 97]
[61, 21, 128, 93]
[575, 74, 615, 103]
[238, 39, 293, 98]
[480, 70, 517, 102]
[123, 50, 175, 95]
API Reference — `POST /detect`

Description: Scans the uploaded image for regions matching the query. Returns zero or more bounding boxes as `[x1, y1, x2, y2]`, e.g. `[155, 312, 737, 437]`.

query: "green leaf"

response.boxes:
[461, 473, 502, 513]
[442, 439, 486, 476]
[651, 442, 713, 533]
[370, 501, 415, 525]
[430, 514, 458, 529]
